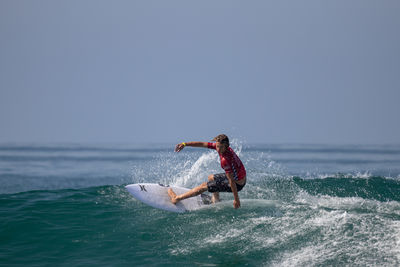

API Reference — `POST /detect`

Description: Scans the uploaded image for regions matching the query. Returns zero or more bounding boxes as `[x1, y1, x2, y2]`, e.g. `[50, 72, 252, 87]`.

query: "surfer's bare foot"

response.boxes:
[168, 189, 179, 204]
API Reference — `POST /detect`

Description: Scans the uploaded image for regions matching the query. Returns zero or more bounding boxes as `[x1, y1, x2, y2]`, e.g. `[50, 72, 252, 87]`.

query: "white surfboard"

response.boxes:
[125, 183, 212, 213]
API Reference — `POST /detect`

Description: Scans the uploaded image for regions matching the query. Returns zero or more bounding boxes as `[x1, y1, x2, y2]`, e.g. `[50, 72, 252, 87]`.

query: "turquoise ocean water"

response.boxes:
[1, 142, 399, 266]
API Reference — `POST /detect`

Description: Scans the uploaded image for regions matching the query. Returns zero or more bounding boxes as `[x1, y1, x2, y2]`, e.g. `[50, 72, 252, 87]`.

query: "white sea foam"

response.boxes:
[269, 190, 400, 266]
[166, 188, 400, 266]
[173, 151, 218, 188]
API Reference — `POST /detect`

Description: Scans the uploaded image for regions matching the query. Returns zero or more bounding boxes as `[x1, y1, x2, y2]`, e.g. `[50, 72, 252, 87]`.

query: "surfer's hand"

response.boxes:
[174, 143, 186, 152]
[233, 199, 240, 209]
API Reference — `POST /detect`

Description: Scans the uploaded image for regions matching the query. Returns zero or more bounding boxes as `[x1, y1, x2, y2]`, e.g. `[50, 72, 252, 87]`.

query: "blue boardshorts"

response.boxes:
[207, 173, 246, 193]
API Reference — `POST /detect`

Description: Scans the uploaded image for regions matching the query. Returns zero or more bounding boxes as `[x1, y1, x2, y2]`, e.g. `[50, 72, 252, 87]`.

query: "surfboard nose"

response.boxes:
[125, 184, 139, 191]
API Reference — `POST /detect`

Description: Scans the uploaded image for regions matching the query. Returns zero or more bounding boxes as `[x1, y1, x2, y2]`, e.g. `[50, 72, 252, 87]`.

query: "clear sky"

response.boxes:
[1, 0, 399, 144]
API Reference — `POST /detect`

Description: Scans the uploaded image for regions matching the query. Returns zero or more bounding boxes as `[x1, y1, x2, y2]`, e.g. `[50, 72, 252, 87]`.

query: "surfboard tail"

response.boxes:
[201, 194, 212, 205]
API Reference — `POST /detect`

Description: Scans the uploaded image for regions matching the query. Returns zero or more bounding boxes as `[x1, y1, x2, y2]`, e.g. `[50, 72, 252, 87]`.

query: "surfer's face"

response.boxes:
[216, 142, 228, 154]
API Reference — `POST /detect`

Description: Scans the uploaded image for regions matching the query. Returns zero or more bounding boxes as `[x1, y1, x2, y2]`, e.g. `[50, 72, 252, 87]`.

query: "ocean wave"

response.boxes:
[293, 175, 400, 202]
[1, 181, 399, 266]
[246, 144, 400, 155]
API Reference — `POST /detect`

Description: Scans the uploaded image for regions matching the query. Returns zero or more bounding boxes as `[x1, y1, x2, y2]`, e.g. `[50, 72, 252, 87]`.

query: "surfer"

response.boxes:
[168, 134, 246, 209]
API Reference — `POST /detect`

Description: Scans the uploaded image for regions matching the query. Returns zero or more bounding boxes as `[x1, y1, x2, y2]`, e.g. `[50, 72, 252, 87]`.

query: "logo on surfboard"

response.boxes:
[139, 185, 147, 192]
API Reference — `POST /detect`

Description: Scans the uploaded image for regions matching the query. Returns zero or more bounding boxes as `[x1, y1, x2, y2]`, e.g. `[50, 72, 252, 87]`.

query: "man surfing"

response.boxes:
[168, 134, 246, 209]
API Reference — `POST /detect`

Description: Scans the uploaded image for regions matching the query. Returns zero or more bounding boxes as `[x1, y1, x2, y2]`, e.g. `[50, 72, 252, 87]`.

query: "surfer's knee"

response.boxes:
[208, 174, 214, 181]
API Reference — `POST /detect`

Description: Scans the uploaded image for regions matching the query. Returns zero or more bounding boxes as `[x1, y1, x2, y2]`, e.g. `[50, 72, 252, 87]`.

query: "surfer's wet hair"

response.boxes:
[212, 134, 229, 147]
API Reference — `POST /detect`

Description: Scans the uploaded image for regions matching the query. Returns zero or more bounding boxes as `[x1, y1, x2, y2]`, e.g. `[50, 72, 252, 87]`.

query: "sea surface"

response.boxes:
[1, 142, 399, 266]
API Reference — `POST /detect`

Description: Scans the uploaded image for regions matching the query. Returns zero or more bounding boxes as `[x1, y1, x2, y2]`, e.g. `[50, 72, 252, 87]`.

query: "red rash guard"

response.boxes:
[207, 142, 246, 181]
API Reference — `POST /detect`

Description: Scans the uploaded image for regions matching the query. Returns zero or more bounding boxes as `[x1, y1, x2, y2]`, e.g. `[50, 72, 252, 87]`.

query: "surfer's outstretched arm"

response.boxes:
[175, 142, 208, 152]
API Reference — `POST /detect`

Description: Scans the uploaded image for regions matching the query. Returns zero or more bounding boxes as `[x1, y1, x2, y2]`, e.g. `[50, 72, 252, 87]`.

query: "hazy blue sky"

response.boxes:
[1, 1, 399, 144]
